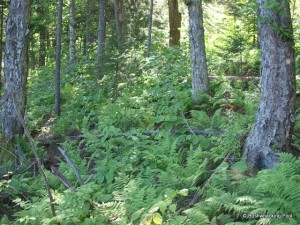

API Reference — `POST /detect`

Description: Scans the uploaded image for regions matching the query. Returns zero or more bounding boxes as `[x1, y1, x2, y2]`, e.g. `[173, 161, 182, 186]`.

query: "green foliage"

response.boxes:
[2, 2, 298, 223]
[189, 154, 300, 225]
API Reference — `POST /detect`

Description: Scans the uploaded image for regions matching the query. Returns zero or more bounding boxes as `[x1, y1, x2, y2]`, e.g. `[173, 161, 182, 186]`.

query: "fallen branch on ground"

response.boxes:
[185, 149, 234, 209]
[50, 166, 75, 190]
[208, 76, 260, 82]
[58, 146, 84, 185]
[69, 129, 224, 141]
[12, 95, 56, 217]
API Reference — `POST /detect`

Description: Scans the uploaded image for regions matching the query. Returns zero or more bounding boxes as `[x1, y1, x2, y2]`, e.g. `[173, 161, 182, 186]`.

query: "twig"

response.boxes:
[12, 95, 56, 217]
[188, 149, 234, 208]
[84, 173, 95, 185]
[180, 112, 196, 136]
[57, 146, 83, 185]
[1, 183, 31, 202]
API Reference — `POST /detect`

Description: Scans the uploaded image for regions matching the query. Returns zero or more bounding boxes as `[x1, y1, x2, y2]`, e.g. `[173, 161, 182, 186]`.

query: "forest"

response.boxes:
[0, 0, 299, 224]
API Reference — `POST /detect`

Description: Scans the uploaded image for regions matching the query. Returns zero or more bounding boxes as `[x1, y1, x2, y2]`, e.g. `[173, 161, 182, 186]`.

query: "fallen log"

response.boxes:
[208, 76, 260, 82]
[208, 75, 300, 81]
[140, 129, 224, 136]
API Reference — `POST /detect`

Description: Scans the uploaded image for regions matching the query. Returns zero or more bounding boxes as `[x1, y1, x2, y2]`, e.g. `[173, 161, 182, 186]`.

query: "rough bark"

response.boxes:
[243, 0, 296, 169]
[168, 0, 181, 46]
[69, 0, 76, 64]
[2, 0, 32, 141]
[146, 0, 153, 57]
[187, 0, 209, 102]
[84, 0, 91, 62]
[97, 0, 106, 63]
[55, 0, 63, 116]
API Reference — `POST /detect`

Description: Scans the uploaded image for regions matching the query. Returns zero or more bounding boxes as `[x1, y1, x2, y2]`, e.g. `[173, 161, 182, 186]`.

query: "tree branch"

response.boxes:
[12, 95, 56, 217]
[57, 146, 84, 185]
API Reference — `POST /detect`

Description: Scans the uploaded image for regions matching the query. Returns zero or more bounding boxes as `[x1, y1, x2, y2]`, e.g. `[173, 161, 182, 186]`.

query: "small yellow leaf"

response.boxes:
[152, 213, 163, 225]
[145, 218, 152, 225]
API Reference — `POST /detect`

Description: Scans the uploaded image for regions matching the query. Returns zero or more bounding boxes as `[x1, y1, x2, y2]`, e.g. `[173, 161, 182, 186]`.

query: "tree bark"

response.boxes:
[146, 0, 153, 57]
[84, 0, 91, 63]
[69, 0, 76, 64]
[0, 1, 4, 90]
[37, 0, 46, 67]
[97, 0, 106, 63]
[2, 0, 32, 141]
[243, 0, 296, 169]
[187, 0, 209, 102]
[55, 0, 63, 116]
[168, 0, 181, 46]
[114, 0, 123, 51]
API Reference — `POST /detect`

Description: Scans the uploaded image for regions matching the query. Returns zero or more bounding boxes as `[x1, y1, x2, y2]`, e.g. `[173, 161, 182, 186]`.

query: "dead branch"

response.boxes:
[57, 146, 84, 185]
[208, 75, 260, 82]
[84, 174, 96, 185]
[50, 166, 75, 190]
[187, 149, 234, 208]
[12, 95, 56, 217]
[69, 129, 224, 141]
[140, 130, 224, 136]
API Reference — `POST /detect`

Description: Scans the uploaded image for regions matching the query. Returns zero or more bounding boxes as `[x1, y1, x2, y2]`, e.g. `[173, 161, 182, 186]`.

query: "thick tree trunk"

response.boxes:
[97, 0, 106, 63]
[55, 0, 63, 116]
[2, 0, 32, 141]
[168, 0, 181, 46]
[84, 0, 91, 62]
[146, 0, 153, 57]
[69, 0, 76, 64]
[37, 0, 46, 67]
[243, 0, 296, 169]
[187, 0, 209, 102]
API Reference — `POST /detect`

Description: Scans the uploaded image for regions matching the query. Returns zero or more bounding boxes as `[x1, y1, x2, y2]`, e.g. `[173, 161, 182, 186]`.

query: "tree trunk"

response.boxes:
[114, 0, 123, 51]
[0, 2, 4, 90]
[2, 0, 32, 141]
[55, 0, 63, 116]
[146, 0, 153, 57]
[168, 0, 181, 46]
[84, 0, 91, 63]
[97, 0, 106, 63]
[69, 0, 76, 64]
[243, 0, 296, 169]
[187, 0, 209, 102]
[37, 0, 46, 67]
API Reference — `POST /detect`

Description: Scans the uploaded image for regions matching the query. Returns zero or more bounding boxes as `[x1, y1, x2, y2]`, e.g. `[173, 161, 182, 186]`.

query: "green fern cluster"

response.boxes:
[187, 153, 300, 225]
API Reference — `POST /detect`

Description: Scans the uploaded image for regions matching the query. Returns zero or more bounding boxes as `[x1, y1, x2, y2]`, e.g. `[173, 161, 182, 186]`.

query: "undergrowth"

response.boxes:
[1, 42, 299, 225]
